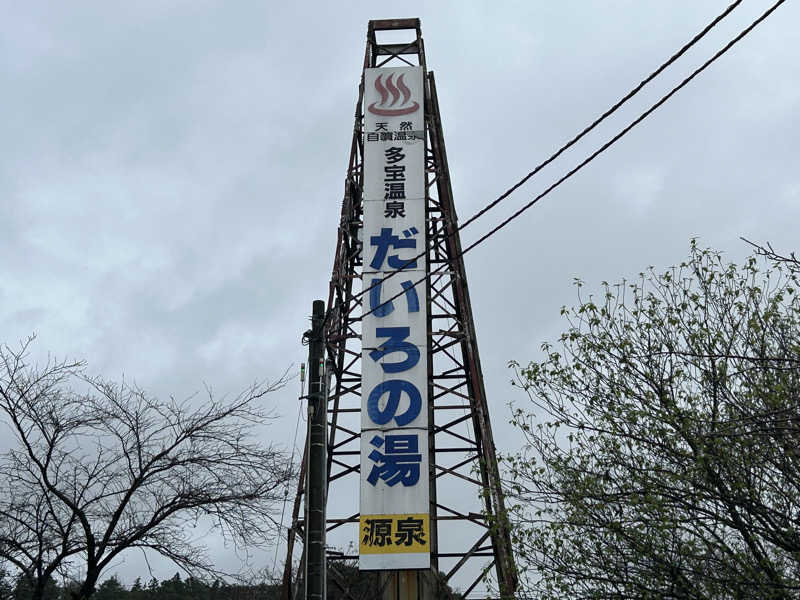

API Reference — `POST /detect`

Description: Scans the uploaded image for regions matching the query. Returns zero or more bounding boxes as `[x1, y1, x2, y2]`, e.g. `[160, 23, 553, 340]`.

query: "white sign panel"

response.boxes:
[360, 66, 430, 571]
[360, 351, 428, 431]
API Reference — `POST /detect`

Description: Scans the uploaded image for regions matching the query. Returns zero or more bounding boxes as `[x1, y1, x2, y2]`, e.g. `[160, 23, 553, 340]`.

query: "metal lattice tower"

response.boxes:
[281, 19, 517, 599]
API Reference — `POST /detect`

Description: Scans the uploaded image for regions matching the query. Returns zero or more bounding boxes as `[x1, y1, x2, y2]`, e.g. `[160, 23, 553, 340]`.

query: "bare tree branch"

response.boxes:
[741, 237, 800, 271]
[0, 338, 294, 600]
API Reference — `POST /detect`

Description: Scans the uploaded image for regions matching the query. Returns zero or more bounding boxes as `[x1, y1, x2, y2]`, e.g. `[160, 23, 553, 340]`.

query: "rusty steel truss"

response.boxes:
[281, 19, 517, 600]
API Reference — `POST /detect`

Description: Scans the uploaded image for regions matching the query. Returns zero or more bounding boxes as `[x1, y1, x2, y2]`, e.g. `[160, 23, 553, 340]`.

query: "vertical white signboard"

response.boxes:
[359, 66, 430, 571]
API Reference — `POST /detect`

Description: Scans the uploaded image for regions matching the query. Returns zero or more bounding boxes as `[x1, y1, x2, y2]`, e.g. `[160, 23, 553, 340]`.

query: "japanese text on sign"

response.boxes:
[360, 66, 430, 571]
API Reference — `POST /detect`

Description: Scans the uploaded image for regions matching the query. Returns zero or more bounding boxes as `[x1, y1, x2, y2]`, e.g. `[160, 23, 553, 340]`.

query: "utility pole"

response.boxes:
[305, 299, 326, 600]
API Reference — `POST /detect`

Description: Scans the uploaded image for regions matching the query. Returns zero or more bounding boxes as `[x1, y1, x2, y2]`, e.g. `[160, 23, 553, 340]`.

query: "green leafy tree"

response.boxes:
[180, 577, 209, 600]
[506, 243, 800, 599]
[12, 574, 58, 600]
[145, 579, 158, 597]
[92, 577, 126, 600]
[155, 574, 183, 600]
[127, 579, 144, 600]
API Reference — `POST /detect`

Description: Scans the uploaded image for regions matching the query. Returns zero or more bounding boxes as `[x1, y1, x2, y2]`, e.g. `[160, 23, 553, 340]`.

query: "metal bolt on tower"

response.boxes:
[281, 19, 517, 599]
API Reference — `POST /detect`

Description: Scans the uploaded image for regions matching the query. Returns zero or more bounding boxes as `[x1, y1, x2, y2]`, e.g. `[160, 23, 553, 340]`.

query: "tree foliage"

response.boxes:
[0, 572, 279, 600]
[0, 339, 292, 600]
[506, 243, 800, 599]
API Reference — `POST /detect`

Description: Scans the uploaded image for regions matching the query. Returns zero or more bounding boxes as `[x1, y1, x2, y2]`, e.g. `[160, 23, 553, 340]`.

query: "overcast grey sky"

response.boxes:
[2, 0, 799, 590]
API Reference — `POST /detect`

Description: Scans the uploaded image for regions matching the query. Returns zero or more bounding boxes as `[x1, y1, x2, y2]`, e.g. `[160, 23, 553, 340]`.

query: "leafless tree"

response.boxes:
[0, 337, 293, 600]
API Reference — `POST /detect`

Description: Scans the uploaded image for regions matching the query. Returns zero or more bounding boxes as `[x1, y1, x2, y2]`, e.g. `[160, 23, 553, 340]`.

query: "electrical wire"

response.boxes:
[271, 372, 306, 577]
[355, 0, 787, 323]
[449, 0, 743, 236]
[344, 0, 744, 314]
[459, 0, 785, 258]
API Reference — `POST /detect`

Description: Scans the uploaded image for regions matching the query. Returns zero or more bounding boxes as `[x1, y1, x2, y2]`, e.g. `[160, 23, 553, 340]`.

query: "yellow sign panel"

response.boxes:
[359, 513, 430, 555]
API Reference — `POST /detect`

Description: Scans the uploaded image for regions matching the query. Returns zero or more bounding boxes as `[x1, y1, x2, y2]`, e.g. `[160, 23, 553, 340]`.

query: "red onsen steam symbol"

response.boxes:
[367, 73, 420, 116]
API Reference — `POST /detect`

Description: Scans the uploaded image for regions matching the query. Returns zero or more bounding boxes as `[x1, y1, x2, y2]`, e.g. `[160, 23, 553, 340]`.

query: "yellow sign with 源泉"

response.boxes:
[359, 513, 430, 554]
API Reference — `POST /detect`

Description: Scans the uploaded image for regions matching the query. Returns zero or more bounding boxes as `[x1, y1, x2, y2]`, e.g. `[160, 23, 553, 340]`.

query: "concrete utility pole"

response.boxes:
[305, 300, 326, 600]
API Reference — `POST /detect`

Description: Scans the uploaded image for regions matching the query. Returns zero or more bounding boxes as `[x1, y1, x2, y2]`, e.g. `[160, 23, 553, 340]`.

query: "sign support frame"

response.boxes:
[281, 19, 517, 600]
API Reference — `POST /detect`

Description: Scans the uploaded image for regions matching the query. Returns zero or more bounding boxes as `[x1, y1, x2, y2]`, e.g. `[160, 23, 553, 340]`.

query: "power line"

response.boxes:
[357, 0, 787, 322]
[453, 0, 743, 235]
[345, 0, 744, 315]
[459, 0, 785, 258]
[271, 372, 305, 577]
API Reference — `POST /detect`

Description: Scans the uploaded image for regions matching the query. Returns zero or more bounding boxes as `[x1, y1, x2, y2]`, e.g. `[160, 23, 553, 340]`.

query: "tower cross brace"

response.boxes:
[281, 19, 517, 599]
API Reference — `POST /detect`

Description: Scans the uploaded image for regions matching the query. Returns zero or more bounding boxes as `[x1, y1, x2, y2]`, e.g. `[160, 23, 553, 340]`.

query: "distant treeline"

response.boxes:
[1, 567, 459, 600]
[1, 572, 279, 600]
